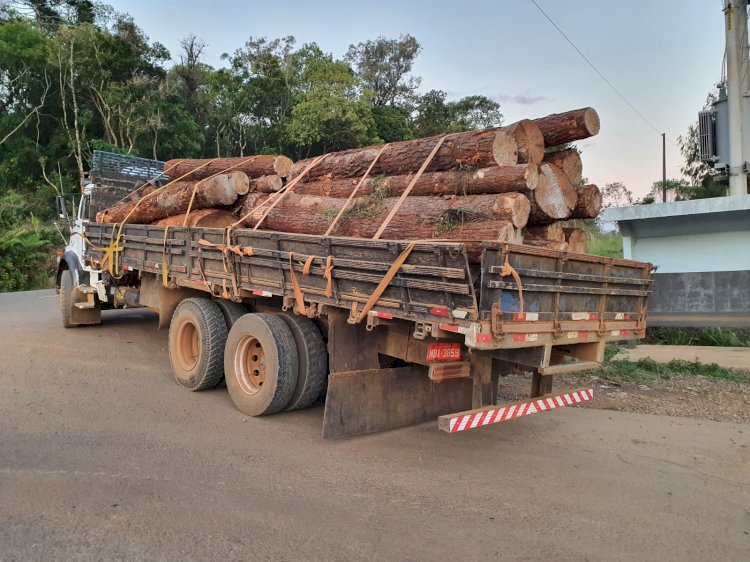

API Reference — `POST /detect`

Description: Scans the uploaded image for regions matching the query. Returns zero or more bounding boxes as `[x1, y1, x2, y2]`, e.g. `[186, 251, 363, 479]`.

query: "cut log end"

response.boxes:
[525, 223, 565, 242]
[583, 107, 601, 137]
[533, 164, 576, 220]
[572, 184, 603, 219]
[563, 227, 588, 253]
[492, 130, 518, 167]
[513, 120, 545, 165]
[273, 155, 294, 178]
[543, 150, 583, 185]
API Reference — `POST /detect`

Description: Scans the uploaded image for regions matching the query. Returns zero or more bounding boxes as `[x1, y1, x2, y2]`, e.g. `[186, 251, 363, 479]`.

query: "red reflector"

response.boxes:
[427, 343, 461, 362]
[429, 307, 450, 317]
[476, 333, 493, 344]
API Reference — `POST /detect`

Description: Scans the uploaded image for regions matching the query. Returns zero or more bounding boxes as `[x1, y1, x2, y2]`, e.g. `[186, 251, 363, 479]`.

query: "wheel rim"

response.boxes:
[176, 319, 200, 372]
[235, 336, 266, 396]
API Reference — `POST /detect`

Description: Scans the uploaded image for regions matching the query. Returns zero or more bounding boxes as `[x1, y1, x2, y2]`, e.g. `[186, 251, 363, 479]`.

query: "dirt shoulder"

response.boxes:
[499, 370, 750, 423]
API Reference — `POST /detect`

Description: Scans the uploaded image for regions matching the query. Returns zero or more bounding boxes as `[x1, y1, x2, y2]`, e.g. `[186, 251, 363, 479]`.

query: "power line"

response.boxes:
[528, 0, 678, 146]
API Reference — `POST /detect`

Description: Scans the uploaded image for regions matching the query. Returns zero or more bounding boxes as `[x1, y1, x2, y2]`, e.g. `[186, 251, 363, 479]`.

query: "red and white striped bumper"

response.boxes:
[438, 388, 594, 433]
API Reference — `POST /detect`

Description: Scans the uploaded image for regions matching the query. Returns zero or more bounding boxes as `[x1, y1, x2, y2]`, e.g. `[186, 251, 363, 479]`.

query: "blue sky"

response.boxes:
[108, 0, 725, 196]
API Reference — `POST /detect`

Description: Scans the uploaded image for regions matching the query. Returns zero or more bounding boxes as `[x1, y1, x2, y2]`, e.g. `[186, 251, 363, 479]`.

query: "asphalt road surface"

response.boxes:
[1, 290, 749, 561]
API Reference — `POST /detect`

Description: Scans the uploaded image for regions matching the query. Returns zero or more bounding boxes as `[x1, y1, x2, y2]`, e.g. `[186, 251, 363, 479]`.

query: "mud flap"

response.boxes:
[322, 365, 473, 439]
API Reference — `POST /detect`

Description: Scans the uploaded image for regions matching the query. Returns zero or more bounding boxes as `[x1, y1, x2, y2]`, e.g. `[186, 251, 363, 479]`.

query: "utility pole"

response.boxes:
[724, 0, 749, 196]
[662, 133, 667, 202]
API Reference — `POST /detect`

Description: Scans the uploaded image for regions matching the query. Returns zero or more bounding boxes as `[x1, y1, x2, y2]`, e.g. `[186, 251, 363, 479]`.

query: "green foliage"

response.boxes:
[411, 89, 503, 137]
[646, 327, 749, 347]
[589, 357, 746, 383]
[586, 230, 623, 258]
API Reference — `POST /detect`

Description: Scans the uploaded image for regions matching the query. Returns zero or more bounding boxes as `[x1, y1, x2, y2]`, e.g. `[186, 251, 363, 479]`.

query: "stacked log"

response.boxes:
[96, 106, 606, 260]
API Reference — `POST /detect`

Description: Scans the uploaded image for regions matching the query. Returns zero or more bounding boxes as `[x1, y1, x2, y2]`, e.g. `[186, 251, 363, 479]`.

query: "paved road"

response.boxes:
[1, 290, 749, 561]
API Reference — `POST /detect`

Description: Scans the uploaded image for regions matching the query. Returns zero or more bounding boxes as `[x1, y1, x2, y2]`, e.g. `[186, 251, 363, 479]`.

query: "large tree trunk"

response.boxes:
[526, 163, 576, 224]
[562, 227, 588, 253]
[154, 209, 238, 228]
[293, 164, 538, 198]
[533, 107, 600, 147]
[570, 184, 603, 219]
[165, 155, 293, 181]
[97, 171, 249, 224]
[288, 122, 543, 182]
[240, 192, 531, 238]
[542, 149, 583, 185]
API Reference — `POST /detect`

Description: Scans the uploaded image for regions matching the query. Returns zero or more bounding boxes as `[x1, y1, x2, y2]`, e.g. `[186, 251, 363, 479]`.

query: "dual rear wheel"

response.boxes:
[167, 298, 327, 416]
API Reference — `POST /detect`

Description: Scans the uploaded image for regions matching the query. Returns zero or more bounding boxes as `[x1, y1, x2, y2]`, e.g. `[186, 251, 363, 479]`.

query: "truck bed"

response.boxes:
[84, 223, 652, 350]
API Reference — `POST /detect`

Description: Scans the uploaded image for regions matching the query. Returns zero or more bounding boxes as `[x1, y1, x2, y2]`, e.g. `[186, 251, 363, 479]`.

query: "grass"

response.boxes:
[580, 343, 747, 383]
[434, 207, 480, 235]
[646, 327, 749, 347]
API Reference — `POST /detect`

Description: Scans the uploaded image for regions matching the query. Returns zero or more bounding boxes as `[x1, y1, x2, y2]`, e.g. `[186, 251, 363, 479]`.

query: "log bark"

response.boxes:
[543, 149, 583, 185]
[570, 184, 603, 219]
[526, 163, 576, 224]
[522, 239, 569, 252]
[165, 155, 293, 181]
[249, 174, 284, 193]
[97, 171, 249, 224]
[562, 227, 588, 253]
[288, 124, 534, 182]
[524, 223, 565, 242]
[154, 209, 238, 228]
[533, 107, 600, 147]
[241, 192, 531, 237]
[293, 164, 538, 198]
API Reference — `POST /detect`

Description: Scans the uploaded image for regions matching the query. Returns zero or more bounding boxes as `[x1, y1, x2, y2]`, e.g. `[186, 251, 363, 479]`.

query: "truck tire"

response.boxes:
[224, 313, 298, 416]
[214, 299, 248, 330]
[59, 268, 74, 329]
[169, 298, 228, 391]
[279, 313, 328, 411]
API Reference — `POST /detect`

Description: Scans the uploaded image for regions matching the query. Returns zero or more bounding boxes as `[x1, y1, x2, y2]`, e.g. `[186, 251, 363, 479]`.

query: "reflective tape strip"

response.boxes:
[443, 389, 594, 433]
[251, 289, 273, 297]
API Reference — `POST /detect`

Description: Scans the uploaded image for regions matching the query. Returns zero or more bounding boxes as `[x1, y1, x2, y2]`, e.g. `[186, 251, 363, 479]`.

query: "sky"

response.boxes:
[107, 0, 726, 197]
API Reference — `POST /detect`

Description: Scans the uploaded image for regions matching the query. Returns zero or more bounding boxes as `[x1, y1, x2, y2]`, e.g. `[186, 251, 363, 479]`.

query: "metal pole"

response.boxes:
[724, 0, 748, 196]
[662, 133, 666, 202]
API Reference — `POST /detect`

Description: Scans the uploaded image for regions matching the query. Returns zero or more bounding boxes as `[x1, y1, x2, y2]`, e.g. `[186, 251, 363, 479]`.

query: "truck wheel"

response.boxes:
[214, 299, 248, 330]
[279, 313, 328, 411]
[59, 268, 74, 329]
[224, 313, 298, 416]
[169, 298, 227, 391]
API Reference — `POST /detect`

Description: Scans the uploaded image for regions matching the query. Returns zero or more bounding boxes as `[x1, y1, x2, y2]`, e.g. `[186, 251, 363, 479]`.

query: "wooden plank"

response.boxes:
[322, 366, 473, 438]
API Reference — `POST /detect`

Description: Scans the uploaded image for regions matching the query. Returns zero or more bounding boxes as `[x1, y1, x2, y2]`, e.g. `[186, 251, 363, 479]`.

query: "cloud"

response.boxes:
[494, 91, 549, 105]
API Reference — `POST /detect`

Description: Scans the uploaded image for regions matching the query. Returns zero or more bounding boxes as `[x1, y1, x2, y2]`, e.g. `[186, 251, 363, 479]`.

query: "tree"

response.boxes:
[601, 181, 635, 208]
[678, 90, 726, 196]
[344, 34, 421, 106]
[411, 89, 503, 137]
[286, 56, 378, 156]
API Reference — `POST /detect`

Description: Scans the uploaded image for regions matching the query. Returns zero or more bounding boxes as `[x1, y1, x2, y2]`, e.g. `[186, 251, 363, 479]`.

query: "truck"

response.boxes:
[56, 151, 652, 438]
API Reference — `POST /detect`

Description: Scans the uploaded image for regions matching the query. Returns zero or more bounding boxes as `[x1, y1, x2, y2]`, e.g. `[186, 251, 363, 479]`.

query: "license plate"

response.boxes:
[426, 343, 461, 362]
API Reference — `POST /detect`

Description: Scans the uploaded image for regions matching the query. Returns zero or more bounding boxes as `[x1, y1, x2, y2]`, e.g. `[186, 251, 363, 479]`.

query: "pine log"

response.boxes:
[249, 174, 284, 193]
[154, 209, 238, 228]
[532, 107, 600, 147]
[96, 171, 249, 224]
[570, 184, 603, 219]
[562, 227, 588, 253]
[293, 164, 538, 198]
[498, 120, 545, 165]
[543, 149, 583, 185]
[288, 123, 540, 182]
[241, 192, 531, 237]
[524, 223, 565, 242]
[165, 155, 293, 181]
[522, 239, 569, 252]
[526, 163, 576, 224]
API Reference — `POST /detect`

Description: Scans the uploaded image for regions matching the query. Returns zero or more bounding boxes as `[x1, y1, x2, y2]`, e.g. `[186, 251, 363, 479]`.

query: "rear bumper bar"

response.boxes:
[438, 388, 594, 433]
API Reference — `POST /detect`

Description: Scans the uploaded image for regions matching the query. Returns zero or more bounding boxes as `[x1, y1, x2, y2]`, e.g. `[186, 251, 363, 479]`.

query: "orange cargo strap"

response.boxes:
[355, 242, 416, 323]
[288, 253, 309, 316]
[250, 155, 325, 230]
[372, 135, 447, 240]
[500, 253, 524, 315]
[197, 238, 255, 257]
[302, 255, 334, 298]
[324, 143, 390, 236]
